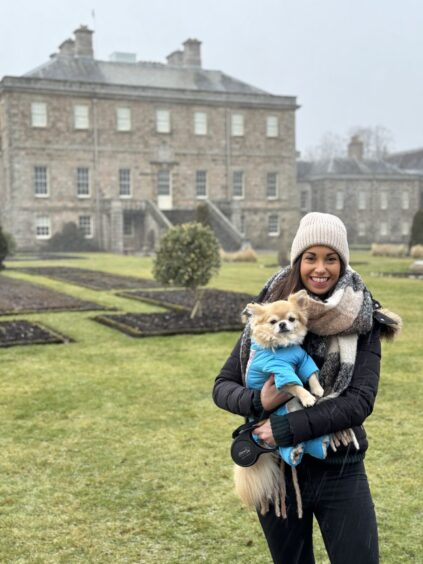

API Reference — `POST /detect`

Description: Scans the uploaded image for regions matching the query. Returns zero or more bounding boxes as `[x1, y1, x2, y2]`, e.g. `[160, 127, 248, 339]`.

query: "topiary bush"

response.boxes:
[153, 222, 221, 318]
[0, 225, 9, 270]
[46, 222, 98, 252]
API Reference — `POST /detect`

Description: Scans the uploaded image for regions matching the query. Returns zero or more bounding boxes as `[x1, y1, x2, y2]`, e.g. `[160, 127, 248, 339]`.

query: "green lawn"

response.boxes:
[0, 252, 421, 563]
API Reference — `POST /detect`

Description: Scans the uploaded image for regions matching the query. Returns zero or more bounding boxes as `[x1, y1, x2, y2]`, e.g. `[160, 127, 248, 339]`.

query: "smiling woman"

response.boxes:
[213, 212, 402, 564]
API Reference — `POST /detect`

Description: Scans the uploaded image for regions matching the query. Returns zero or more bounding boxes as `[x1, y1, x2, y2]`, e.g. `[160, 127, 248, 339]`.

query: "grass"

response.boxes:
[0, 252, 421, 563]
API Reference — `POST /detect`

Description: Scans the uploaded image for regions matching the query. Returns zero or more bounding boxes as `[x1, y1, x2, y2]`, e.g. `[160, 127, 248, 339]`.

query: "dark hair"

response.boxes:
[266, 252, 346, 302]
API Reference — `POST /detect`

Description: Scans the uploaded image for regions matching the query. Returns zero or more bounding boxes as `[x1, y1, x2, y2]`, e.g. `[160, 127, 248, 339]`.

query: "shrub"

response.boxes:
[371, 243, 407, 257]
[196, 202, 212, 229]
[0, 225, 9, 269]
[4, 232, 17, 256]
[153, 222, 221, 318]
[46, 222, 98, 252]
[410, 245, 423, 258]
[409, 209, 423, 248]
[220, 247, 258, 263]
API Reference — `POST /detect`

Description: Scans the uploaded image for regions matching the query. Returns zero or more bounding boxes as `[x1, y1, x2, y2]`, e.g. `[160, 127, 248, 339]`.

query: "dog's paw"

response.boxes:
[299, 391, 316, 407]
[310, 384, 324, 398]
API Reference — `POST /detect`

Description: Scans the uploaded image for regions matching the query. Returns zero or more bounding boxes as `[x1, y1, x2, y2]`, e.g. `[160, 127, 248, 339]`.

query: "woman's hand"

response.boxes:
[261, 374, 291, 411]
[253, 419, 276, 446]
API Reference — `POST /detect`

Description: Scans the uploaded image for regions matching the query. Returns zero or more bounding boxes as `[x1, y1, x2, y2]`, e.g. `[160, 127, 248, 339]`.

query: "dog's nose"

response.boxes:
[278, 322, 289, 333]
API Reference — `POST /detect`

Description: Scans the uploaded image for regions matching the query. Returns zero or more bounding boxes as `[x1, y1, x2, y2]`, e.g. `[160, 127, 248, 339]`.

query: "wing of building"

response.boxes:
[0, 25, 300, 253]
[298, 136, 423, 245]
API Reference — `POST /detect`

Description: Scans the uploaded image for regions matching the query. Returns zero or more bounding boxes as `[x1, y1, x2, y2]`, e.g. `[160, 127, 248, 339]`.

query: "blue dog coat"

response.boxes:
[246, 340, 330, 466]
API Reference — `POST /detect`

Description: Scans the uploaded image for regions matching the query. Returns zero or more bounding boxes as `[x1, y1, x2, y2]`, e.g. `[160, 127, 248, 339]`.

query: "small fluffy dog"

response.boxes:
[235, 290, 327, 518]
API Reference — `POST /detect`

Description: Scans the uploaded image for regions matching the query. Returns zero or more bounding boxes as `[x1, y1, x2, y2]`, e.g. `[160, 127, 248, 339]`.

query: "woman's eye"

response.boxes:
[270, 319, 277, 325]
[288, 316, 295, 322]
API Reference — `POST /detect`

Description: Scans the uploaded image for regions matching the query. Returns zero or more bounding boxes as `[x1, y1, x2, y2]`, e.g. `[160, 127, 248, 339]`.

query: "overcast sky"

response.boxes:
[1, 0, 422, 155]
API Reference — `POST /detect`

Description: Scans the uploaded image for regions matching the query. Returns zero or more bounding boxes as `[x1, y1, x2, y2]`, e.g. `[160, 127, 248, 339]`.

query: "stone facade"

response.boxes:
[0, 26, 299, 253]
[298, 138, 423, 245]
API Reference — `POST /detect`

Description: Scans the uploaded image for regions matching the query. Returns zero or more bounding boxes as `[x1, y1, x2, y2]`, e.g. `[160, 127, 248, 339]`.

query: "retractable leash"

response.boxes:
[231, 421, 277, 467]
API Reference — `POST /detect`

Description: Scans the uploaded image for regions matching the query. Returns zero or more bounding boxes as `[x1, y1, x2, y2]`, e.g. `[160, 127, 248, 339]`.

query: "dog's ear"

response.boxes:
[241, 302, 262, 323]
[289, 290, 309, 310]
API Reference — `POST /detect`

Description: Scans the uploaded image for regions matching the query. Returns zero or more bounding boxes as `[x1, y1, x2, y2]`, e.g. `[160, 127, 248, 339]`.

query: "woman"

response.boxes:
[212, 212, 401, 564]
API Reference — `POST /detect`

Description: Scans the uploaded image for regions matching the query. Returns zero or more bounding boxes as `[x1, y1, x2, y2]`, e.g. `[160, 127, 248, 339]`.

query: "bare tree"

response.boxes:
[303, 126, 394, 162]
[303, 131, 346, 161]
[348, 125, 394, 159]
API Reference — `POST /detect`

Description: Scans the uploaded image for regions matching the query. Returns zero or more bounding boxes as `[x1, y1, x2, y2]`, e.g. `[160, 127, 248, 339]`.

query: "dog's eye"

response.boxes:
[269, 319, 277, 325]
[288, 316, 296, 322]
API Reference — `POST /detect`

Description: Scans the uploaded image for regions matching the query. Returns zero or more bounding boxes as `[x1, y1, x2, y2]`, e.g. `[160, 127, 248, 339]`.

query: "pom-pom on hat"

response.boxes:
[290, 212, 349, 266]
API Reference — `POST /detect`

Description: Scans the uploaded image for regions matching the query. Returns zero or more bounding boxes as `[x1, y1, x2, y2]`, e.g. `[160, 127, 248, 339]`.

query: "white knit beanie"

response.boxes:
[290, 212, 349, 266]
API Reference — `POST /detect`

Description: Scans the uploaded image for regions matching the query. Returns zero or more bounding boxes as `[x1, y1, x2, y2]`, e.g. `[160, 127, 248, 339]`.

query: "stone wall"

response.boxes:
[1, 88, 298, 251]
[301, 176, 420, 244]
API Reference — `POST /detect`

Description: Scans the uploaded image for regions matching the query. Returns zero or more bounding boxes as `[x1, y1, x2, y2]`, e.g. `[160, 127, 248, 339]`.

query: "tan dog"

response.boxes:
[235, 290, 323, 517]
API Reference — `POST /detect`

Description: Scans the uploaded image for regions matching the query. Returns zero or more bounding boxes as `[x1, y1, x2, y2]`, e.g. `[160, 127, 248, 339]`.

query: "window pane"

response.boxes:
[35, 216, 51, 239]
[380, 222, 388, 236]
[119, 168, 131, 197]
[300, 191, 309, 211]
[266, 116, 278, 137]
[34, 166, 48, 196]
[358, 192, 366, 210]
[268, 214, 279, 235]
[74, 105, 89, 129]
[402, 192, 409, 210]
[402, 222, 409, 236]
[336, 191, 344, 210]
[380, 192, 388, 210]
[117, 108, 131, 131]
[157, 170, 170, 195]
[156, 110, 170, 133]
[358, 222, 366, 236]
[77, 167, 90, 196]
[194, 112, 207, 135]
[31, 102, 47, 127]
[196, 170, 207, 197]
[231, 114, 244, 136]
[232, 171, 244, 198]
[78, 215, 93, 238]
[266, 172, 278, 198]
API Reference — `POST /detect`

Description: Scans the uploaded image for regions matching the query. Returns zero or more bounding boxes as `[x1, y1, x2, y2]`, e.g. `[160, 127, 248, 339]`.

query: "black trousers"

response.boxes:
[257, 457, 379, 564]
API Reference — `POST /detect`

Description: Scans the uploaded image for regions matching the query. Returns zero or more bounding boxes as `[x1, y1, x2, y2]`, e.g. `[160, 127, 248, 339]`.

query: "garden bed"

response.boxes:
[0, 276, 108, 315]
[118, 288, 254, 312]
[11, 267, 162, 290]
[0, 320, 71, 347]
[94, 289, 254, 337]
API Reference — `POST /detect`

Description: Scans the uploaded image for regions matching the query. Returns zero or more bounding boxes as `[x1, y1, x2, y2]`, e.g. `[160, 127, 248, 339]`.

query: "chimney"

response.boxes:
[182, 39, 202, 67]
[58, 38, 75, 57]
[74, 25, 94, 58]
[166, 50, 184, 66]
[348, 135, 364, 160]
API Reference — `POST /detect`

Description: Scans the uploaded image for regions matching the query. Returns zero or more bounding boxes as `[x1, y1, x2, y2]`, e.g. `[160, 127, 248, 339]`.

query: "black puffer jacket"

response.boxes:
[212, 319, 382, 463]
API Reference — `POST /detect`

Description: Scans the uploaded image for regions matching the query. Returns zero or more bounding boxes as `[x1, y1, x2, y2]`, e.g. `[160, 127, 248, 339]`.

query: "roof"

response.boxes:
[23, 55, 268, 96]
[297, 157, 419, 180]
[386, 148, 423, 172]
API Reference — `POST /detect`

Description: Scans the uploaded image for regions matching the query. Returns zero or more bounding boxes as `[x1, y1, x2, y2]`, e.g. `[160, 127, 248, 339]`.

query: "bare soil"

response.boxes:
[0, 320, 70, 347]
[94, 289, 254, 337]
[0, 276, 107, 315]
[12, 267, 162, 291]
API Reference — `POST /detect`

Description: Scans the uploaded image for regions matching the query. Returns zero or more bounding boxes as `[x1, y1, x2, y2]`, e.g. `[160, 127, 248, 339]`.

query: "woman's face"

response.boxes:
[300, 246, 342, 296]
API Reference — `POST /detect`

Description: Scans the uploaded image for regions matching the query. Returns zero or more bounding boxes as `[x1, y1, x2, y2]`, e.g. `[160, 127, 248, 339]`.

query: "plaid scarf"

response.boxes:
[240, 266, 374, 397]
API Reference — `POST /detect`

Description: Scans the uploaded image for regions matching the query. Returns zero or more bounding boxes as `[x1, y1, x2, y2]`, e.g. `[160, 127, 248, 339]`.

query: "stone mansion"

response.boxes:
[0, 26, 421, 253]
[0, 26, 299, 253]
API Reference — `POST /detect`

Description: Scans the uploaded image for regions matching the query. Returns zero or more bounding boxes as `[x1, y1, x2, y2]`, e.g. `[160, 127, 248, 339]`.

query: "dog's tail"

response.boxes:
[234, 453, 285, 517]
